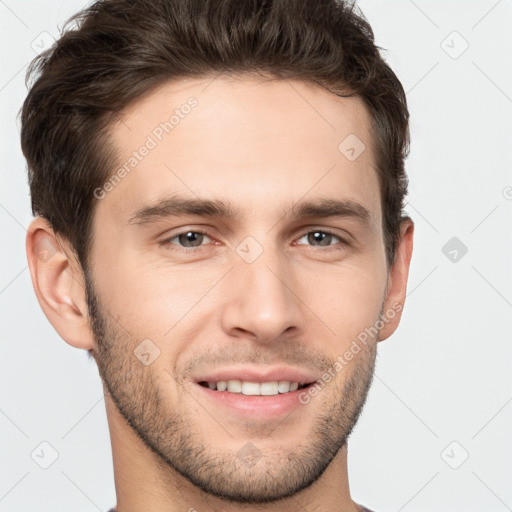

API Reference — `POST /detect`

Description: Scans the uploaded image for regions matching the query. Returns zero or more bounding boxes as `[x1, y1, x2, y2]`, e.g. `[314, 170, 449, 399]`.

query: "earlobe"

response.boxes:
[378, 218, 414, 342]
[26, 217, 95, 351]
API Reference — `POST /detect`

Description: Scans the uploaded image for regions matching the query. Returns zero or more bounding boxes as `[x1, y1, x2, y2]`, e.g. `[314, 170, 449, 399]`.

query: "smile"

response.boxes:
[198, 380, 313, 395]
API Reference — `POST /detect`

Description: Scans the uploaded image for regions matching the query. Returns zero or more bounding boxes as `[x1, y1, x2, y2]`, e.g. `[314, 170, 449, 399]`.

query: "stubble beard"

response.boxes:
[85, 273, 377, 504]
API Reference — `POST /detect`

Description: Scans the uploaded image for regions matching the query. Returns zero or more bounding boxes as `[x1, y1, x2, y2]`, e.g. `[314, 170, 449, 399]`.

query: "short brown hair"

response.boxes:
[21, 0, 409, 270]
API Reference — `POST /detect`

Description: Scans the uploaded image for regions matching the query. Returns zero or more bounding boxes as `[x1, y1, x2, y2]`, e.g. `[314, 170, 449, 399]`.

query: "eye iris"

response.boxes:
[179, 231, 204, 247]
[173, 231, 337, 248]
[308, 231, 331, 246]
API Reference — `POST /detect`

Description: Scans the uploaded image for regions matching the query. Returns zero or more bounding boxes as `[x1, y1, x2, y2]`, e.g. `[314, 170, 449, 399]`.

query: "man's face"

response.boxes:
[87, 75, 391, 503]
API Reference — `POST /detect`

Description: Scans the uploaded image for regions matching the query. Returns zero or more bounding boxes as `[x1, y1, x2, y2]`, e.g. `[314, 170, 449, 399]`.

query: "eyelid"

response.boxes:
[159, 225, 350, 251]
[159, 228, 214, 249]
[294, 226, 350, 244]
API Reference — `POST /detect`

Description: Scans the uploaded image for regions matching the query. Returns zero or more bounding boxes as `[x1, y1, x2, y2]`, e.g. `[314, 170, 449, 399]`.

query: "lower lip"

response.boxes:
[193, 383, 312, 419]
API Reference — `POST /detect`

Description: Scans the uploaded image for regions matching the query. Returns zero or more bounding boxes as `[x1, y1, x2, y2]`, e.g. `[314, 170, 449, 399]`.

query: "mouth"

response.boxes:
[194, 379, 317, 419]
[191, 366, 320, 418]
[197, 380, 315, 395]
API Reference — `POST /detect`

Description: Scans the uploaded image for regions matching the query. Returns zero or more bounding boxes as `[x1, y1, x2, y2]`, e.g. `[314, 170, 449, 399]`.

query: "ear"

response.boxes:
[26, 217, 94, 350]
[378, 218, 414, 342]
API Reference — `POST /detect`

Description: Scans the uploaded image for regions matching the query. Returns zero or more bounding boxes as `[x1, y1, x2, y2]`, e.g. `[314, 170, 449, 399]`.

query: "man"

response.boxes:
[21, 0, 413, 510]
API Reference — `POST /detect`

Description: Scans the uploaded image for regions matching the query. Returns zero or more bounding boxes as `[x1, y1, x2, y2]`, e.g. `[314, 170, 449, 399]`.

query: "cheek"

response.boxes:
[305, 265, 387, 344]
[95, 258, 223, 344]
[94, 238, 388, 351]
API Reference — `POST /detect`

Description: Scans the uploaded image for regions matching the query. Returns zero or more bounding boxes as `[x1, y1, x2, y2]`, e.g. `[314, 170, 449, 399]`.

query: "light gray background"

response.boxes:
[1, 1, 511, 510]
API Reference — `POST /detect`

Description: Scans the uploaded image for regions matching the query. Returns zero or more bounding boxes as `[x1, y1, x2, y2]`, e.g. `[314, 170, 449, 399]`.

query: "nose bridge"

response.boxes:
[220, 240, 302, 341]
[245, 246, 289, 302]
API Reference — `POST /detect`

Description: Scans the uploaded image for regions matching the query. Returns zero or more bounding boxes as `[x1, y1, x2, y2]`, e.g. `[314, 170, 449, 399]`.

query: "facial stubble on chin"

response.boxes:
[84, 271, 378, 504]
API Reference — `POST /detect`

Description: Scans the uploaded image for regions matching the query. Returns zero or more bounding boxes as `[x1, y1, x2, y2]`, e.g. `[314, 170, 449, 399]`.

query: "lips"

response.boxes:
[190, 367, 320, 418]
[192, 366, 319, 387]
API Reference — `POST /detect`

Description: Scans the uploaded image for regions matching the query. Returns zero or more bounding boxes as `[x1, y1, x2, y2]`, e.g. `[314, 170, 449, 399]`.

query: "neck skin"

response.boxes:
[104, 392, 362, 512]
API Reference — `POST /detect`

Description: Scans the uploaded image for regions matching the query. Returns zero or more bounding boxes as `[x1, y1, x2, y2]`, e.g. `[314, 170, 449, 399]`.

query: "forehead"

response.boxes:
[99, 74, 380, 227]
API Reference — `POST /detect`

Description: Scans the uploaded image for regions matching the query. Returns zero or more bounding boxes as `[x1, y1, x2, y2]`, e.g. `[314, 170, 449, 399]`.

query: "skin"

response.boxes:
[26, 75, 413, 512]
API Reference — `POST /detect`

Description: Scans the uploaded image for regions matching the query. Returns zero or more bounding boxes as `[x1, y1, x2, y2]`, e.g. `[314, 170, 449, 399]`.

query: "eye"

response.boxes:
[161, 230, 213, 249]
[159, 228, 348, 253]
[295, 230, 346, 248]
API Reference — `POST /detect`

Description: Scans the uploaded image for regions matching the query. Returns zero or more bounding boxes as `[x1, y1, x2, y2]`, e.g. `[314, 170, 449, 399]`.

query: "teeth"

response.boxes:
[260, 382, 279, 395]
[241, 381, 261, 395]
[205, 380, 303, 395]
[277, 381, 291, 393]
[227, 380, 242, 393]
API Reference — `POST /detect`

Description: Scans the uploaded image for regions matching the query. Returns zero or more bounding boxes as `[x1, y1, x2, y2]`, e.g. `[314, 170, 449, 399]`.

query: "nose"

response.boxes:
[220, 246, 304, 344]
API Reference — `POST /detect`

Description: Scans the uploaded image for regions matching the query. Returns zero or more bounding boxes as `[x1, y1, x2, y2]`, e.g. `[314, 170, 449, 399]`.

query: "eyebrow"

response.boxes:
[127, 195, 372, 226]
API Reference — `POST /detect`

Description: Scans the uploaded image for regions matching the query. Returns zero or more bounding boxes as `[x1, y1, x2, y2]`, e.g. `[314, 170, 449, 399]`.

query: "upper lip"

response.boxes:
[192, 366, 320, 385]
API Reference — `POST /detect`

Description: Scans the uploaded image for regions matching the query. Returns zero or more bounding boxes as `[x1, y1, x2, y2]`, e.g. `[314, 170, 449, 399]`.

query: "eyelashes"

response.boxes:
[160, 230, 214, 250]
[159, 228, 349, 253]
